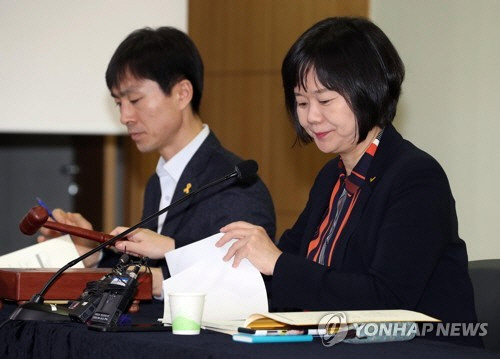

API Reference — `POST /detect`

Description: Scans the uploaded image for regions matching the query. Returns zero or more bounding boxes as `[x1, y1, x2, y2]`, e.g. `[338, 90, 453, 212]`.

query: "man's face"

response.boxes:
[111, 73, 184, 156]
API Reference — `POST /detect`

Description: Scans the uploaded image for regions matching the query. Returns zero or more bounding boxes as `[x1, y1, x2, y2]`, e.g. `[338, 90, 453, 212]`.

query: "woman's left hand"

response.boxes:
[216, 221, 282, 276]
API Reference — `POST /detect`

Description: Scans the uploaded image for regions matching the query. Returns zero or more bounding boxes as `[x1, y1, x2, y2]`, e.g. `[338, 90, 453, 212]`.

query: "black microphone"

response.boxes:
[235, 159, 258, 184]
[9, 159, 259, 321]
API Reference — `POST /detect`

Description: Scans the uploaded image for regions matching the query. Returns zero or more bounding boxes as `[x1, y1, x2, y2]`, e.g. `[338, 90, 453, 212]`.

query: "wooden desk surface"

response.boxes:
[0, 268, 152, 302]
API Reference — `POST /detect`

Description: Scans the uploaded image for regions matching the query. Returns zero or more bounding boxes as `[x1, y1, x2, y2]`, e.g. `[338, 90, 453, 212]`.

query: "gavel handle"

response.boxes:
[42, 221, 114, 243]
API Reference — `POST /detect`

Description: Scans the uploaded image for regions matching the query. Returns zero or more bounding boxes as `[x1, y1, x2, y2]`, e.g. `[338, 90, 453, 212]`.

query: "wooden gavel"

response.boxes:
[19, 205, 117, 243]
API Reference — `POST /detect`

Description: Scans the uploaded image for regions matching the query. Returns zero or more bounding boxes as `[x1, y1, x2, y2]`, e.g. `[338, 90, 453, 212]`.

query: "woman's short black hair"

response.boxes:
[106, 27, 204, 114]
[282, 17, 405, 144]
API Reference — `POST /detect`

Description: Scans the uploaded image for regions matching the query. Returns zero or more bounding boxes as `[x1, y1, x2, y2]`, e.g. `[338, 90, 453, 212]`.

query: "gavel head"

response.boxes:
[19, 206, 49, 235]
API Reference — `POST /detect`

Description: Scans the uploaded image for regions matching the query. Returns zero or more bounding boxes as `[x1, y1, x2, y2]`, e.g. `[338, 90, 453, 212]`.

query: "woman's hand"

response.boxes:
[36, 208, 100, 267]
[216, 221, 282, 276]
[112, 227, 175, 259]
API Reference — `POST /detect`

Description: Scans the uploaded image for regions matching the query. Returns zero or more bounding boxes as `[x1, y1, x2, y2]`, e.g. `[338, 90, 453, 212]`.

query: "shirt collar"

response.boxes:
[156, 124, 210, 182]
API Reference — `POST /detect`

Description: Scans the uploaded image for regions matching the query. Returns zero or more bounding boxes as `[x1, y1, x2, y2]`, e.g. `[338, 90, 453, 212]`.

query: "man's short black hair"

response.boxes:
[106, 26, 204, 114]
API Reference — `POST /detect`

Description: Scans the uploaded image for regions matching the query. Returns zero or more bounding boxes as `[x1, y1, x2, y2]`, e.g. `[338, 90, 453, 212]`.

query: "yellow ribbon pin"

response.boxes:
[183, 183, 192, 194]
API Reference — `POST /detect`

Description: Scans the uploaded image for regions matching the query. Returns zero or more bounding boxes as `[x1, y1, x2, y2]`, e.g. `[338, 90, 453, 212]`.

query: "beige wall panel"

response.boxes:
[188, 0, 368, 239]
[201, 74, 273, 171]
[189, 1, 274, 72]
[190, 1, 368, 73]
[268, 0, 369, 69]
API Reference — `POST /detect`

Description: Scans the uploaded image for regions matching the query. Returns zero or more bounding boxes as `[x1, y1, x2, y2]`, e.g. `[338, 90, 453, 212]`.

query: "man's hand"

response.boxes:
[111, 227, 175, 259]
[37, 208, 101, 267]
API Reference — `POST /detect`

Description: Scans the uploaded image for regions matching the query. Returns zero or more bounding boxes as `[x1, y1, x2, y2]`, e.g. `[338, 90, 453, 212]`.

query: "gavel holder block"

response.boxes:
[0, 268, 152, 312]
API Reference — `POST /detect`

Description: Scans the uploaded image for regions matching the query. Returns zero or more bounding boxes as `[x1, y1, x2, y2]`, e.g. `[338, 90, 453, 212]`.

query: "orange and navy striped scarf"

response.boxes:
[307, 129, 384, 266]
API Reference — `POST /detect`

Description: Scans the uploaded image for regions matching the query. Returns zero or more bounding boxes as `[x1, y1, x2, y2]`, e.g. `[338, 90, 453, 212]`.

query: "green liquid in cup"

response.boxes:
[172, 316, 201, 331]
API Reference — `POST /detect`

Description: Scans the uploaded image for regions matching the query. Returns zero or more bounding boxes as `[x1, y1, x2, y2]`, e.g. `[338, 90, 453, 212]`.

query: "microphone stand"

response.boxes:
[9, 165, 246, 321]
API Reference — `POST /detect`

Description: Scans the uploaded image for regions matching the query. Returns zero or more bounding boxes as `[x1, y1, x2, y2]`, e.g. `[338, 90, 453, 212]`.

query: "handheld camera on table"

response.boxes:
[68, 254, 147, 328]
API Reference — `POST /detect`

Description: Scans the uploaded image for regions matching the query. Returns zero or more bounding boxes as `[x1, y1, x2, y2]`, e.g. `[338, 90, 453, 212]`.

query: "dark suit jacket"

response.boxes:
[271, 124, 477, 328]
[102, 131, 276, 278]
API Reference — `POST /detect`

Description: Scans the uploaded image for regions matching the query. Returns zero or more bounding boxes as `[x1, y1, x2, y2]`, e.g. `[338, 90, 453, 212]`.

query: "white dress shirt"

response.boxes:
[155, 124, 210, 233]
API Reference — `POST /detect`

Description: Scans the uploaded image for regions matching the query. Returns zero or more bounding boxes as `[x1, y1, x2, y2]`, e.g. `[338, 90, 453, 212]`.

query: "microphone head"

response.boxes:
[235, 160, 258, 184]
[118, 253, 130, 265]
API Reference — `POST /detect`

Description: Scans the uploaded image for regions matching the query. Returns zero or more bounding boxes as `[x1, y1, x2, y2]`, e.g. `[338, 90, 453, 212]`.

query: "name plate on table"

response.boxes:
[0, 268, 152, 302]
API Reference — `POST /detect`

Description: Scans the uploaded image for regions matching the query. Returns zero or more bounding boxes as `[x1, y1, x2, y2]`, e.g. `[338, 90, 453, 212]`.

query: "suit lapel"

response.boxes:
[330, 182, 374, 266]
[142, 174, 162, 232]
[160, 132, 220, 237]
[160, 166, 201, 237]
[330, 124, 404, 266]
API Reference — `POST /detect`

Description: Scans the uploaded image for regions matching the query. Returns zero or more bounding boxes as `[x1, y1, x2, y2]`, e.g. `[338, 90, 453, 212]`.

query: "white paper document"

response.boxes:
[0, 235, 84, 268]
[161, 233, 268, 324]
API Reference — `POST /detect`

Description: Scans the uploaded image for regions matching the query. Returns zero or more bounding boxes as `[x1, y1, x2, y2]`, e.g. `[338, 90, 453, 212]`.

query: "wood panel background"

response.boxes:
[121, 0, 368, 239]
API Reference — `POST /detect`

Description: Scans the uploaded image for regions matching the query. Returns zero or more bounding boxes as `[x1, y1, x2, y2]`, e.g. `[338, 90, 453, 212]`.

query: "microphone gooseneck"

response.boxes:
[11, 159, 259, 320]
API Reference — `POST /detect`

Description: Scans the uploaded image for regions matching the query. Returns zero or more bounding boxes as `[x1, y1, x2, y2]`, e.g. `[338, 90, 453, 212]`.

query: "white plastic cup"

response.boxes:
[168, 293, 205, 335]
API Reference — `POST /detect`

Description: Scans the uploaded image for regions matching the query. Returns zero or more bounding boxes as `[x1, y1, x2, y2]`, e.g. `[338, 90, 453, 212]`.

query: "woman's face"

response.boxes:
[294, 70, 358, 155]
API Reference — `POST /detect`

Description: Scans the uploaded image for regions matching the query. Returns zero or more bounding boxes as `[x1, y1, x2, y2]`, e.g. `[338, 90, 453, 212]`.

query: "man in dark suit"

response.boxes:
[39, 27, 275, 297]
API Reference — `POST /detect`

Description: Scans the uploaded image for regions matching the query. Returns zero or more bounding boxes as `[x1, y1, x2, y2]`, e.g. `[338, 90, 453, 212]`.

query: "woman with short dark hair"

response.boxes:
[218, 17, 479, 347]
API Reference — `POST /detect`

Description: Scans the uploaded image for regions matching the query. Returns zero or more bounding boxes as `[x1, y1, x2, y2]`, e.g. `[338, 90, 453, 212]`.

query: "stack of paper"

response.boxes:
[161, 233, 269, 326]
[0, 235, 84, 268]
